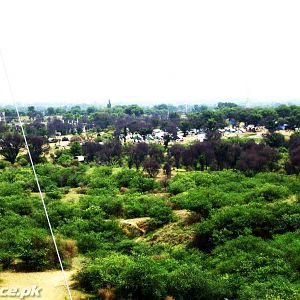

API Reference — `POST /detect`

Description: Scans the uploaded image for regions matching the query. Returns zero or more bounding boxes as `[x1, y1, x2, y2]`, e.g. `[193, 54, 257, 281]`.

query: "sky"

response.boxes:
[1, 0, 300, 107]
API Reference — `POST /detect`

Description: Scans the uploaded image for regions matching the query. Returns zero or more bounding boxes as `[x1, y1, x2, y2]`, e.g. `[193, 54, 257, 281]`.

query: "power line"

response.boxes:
[0, 50, 73, 300]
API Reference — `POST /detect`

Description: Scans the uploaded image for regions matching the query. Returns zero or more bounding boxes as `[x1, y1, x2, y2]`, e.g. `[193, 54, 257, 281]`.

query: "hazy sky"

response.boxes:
[1, 0, 300, 107]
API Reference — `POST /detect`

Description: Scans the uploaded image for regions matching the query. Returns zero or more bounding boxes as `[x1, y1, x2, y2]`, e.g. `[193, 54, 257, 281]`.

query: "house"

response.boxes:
[196, 133, 206, 142]
[0, 112, 5, 122]
[75, 155, 85, 162]
[152, 129, 166, 140]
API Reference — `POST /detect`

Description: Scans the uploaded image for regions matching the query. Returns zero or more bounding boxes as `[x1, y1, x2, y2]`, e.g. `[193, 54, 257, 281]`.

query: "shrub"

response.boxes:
[114, 169, 139, 188]
[239, 277, 300, 300]
[0, 182, 24, 196]
[124, 195, 174, 225]
[46, 188, 63, 200]
[0, 228, 76, 271]
[171, 190, 212, 217]
[129, 176, 159, 192]
[80, 195, 124, 218]
[118, 256, 169, 299]
[168, 265, 228, 300]
[194, 203, 300, 251]
[76, 254, 134, 292]
[245, 184, 290, 202]
[0, 160, 10, 169]
[168, 175, 196, 194]
[57, 153, 73, 166]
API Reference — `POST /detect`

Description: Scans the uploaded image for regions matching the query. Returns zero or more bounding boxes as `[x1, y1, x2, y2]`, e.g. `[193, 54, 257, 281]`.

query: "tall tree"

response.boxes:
[129, 143, 149, 170]
[26, 135, 46, 163]
[143, 158, 160, 178]
[0, 133, 23, 164]
[169, 144, 184, 169]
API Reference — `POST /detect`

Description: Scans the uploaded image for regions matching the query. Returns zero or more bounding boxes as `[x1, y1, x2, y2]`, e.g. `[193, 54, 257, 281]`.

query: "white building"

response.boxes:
[0, 112, 5, 122]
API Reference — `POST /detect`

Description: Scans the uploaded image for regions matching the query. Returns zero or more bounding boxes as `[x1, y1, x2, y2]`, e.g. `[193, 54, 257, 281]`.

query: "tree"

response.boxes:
[237, 142, 279, 174]
[27, 106, 36, 120]
[0, 122, 7, 133]
[143, 158, 160, 178]
[181, 148, 197, 170]
[46, 107, 55, 116]
[180, 121, 190, 136]
[82, 142, 101, 162]
[70, 141, 82, 157]
[285, 133, 300, 174]
[288, 147, 300, 174]
[148, 144, 164, 163]
[25, 120, 47, 136]
[264, 133, 286, 148]
[217, 102, 238, 109]
[97, 140, 122, 165]
[91, 112, 113, 130]
[0, 133, 23, 164]
[163, 134, 171, 150]
[124, 105, 144, 117]
[129, 143, 149, 170]
[26, 135, 46, 163]
[163, 162, 172, 178]
[169, 144, 184, 169]
[48, 118, 71, 135]
[86, 106, 97, 114]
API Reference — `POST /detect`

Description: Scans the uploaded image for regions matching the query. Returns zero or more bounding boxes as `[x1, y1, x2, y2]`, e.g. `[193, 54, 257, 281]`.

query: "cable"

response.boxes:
[0, 51, 73, 300]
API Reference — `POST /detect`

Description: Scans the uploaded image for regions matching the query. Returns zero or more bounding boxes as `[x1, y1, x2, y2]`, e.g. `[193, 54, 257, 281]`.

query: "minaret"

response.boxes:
[107, 99, 112, 109]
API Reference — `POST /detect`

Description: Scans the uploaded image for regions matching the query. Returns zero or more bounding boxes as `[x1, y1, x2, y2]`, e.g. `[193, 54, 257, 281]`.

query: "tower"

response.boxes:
[107, 99, 112, 109]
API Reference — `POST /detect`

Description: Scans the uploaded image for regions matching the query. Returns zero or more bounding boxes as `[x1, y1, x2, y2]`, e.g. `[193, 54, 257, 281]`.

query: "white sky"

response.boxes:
[0, 0, 300, 107]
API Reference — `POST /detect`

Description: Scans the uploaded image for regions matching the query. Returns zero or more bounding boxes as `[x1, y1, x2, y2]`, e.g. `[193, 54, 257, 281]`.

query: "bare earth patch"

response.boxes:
[0, 259, 89, 300]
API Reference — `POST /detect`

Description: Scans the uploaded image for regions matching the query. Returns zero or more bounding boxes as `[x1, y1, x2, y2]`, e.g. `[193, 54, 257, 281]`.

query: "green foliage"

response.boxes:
[123, 195, 175, 225]
[168, 174, 196, 194]
[0, 160, 10, 169]
[0, 182, 25, 197]
[70, 141, 82, 157]
[2, 151, 300, 299]
[114, 169, 139, 188]
[129, 175, 159, 192]
[0, 227, 76, 271]
[195, 202, 300, 251]
[57, 153, 73, 166]
[80, 195, 124, 218]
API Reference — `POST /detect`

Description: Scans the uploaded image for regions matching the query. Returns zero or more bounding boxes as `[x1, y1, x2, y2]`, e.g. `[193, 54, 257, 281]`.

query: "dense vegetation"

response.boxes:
[1, 162, 300, 299]
[1, 103, 300, 299]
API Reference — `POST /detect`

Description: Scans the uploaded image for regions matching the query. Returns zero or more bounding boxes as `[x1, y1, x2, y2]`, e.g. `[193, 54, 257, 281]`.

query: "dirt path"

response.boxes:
[0, 269, 87, 300]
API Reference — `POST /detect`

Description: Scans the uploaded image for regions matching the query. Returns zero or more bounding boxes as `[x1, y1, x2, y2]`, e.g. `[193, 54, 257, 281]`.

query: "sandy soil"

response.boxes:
[0, 269, 87, 300]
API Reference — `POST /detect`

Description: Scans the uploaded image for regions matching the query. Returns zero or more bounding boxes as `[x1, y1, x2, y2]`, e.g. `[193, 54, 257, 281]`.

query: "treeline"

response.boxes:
[80, 133, 299, 175]
[2, 130, 300, 176]
[2, 103, 300, 137]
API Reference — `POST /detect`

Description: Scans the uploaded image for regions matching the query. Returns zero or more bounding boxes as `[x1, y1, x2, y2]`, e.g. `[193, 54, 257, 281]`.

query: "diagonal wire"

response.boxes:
[0, 50, 73, 300]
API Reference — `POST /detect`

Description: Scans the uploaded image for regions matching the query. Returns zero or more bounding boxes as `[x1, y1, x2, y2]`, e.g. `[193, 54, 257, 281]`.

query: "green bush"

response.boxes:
[0, 227, 76, 271]
[245, 183, 290, 202]
[168, 264, 229, 300]
[114, 169, 140, 188]
[195, 203, 300, 251]
[239, 277, 300, 300]
[80, 195, 124, 218]
[0, 182, 25, 196]
[0, 160, 10, 169]
[123, 195, 175, 225]
[76, 254, 134, 292]
[129, 176, 159, 192]
[168, 175, 196, 194]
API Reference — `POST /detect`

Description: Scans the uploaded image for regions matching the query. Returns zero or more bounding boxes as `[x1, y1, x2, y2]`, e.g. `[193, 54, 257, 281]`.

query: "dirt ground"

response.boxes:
[0, 269, 88, 300]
